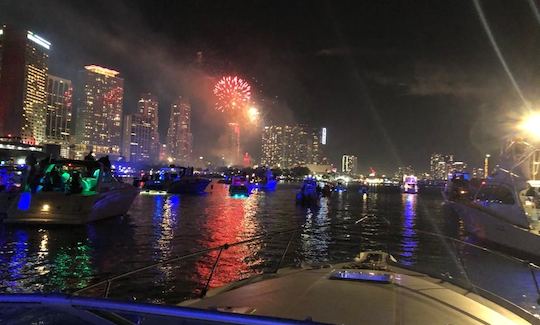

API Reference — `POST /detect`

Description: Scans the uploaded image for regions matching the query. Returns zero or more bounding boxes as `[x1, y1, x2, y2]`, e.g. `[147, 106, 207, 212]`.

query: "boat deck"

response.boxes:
[183, 264, 530, 325]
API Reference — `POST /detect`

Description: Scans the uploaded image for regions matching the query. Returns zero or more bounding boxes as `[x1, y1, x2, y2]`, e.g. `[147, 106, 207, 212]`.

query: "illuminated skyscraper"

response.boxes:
[138, 93, 159, 158]
[75, 65, 124, 157]
[166, 97, 192, 165]
[44, 74, 72, 156]
[261, 125, 322, 168]
[0, 26, 50, 144]
[430, 153, 454, 180]
[342, 155, 358, 174]
[226, 122, 241, 166]
[122, 93, 160, 163]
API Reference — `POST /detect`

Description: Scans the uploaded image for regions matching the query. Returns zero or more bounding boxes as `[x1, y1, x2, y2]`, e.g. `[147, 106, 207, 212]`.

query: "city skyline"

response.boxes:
[2, 1, 536, 170]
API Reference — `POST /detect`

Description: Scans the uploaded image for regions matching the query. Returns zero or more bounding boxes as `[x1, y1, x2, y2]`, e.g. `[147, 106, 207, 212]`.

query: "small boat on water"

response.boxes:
[296, 178, 321, 205]
[402, 175, 418, 194]
[229, 175, 251, 197]
[249, 168, 278, 191]
[3, 159, 139, 224]
[142, 167, 211, 194]
[444, 139, 540, 257]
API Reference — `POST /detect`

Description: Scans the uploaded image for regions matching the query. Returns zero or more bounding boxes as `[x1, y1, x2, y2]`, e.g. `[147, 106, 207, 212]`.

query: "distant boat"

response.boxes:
[296, 178, 321, 206]
[229, 175, 251, 197]
[250, 168, 277, 191]
[142, 167, 211, 194]
[402, 175, 418, 194]
[3, 159, 139, 224]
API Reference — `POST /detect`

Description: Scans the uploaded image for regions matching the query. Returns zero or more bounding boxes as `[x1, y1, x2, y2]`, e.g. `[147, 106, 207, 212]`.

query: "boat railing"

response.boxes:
[72, 220, 540, 320]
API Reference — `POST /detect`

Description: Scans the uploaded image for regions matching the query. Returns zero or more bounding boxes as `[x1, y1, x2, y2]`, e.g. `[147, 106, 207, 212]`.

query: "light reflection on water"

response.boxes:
[0, 182, 537, 314]
[399, 193, 418, 266]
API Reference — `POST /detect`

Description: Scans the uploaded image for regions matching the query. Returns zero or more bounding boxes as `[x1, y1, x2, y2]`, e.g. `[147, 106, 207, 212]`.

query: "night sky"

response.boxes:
[1, 0, 539, 173]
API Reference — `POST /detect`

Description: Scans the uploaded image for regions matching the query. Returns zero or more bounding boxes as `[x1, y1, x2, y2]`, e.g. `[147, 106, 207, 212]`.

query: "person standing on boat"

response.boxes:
[84, 151, 95, 161]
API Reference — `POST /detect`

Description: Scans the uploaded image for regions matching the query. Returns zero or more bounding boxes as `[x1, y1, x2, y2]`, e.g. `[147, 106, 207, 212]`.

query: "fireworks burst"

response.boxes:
[213, 76, 251, 112]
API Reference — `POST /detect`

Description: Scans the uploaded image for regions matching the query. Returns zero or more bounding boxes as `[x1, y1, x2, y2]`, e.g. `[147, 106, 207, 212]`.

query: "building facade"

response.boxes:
[261, 125, 322, 168]
[75, 65, 124, 157]
[121, 93, 159, 164]
[342, 155, 358, 174]
[44, 74, 72, 157]
[394, 165, 415, 180]
[166, 97, 192, 165]
[430, 153, 454, 180]
[0, 26, 50, 144]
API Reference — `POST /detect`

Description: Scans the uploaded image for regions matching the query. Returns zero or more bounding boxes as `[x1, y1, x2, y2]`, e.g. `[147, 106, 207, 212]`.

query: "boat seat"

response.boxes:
[82, 178, 97, 191]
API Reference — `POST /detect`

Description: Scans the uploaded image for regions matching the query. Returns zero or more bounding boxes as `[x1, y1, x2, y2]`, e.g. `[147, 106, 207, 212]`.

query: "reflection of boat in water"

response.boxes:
[229, 175, 251, 197]
[296, 178, 321, 205]
[3, 159, 139, 224]
[401, 175, 418, 194]
[445, 139, 540, 257]
[249, 168, 277, 191]
[142, 167, 211, 194]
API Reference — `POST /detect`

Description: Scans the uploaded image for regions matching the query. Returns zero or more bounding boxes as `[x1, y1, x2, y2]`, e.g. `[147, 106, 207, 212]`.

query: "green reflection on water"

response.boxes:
[49, 242, 93, 291]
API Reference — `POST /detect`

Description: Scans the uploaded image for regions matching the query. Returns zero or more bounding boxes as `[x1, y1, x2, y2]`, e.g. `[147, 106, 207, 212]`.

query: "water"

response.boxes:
[0, 182, 538, 316]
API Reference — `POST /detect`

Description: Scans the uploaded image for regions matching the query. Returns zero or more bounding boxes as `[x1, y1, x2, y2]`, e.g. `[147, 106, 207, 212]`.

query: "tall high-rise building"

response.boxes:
[121, 93, 160, 163]
[166, 97, 192, 165]
[122, 114, 154, 163]
[226, 122, 241, 166]
[75, 65, 124, 157]
[261, 125, 322, 168]
[0, 26, 50, 144]
[138, 93, 159, 158]
[342, 155, 358, 174]
[430, 153, 454, 180]
[44, 74, 72, 156]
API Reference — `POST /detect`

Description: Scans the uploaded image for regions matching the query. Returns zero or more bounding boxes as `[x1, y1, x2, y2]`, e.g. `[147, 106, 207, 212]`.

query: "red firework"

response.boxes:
[213, 76, 251, 112]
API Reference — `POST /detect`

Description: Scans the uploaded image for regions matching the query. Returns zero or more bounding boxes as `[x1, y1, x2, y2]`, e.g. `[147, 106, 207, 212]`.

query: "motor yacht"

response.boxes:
[142, 167, 211, 194]
[3, 159, 139, 224]
[402, 175, 418, 194]
[444, 139, 540, 257]
[229, 175, 251, 197]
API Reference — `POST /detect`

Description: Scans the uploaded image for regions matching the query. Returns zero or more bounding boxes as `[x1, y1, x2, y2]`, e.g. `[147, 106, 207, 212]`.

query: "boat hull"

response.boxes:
[447, 200, 540, 257]
[3, 187, 139, 225]
[167, 178, 211, 194]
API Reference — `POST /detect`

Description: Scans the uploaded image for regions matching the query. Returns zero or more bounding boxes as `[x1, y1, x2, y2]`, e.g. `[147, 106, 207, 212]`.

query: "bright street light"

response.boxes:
[519, 112, 540, 140]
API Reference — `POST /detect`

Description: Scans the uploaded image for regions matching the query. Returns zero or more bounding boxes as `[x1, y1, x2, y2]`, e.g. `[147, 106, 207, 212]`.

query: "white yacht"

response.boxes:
[3, 159, 139, 225]
[445, 139, 540, 257]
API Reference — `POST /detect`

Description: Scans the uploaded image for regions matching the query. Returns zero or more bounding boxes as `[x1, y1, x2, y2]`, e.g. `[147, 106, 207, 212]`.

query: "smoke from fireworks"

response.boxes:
[213, 76, 251, 112]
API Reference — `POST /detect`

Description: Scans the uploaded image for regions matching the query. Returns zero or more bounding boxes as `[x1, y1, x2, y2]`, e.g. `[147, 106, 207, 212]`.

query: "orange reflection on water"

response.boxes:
[194, 185, 262, 290]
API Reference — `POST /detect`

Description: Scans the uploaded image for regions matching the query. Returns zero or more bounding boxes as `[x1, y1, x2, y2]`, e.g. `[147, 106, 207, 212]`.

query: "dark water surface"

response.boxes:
[0, 182, 538, 317]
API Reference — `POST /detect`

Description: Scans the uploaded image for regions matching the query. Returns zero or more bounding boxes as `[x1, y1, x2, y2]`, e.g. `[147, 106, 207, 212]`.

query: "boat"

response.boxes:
[0, 164, 27, 216]
[67, 235, 538, 324]
[402, 175, 418, 194]
[168, 167, 211, 194]
[444, 139, 540, 257]
[142, 167, 211, 194]
[249, 168, 278, 191]
[296, 177, 321, 205]
[444, 171, 472, 201]
[229, 175, 251, 197]
[3, 159, 139, 224]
